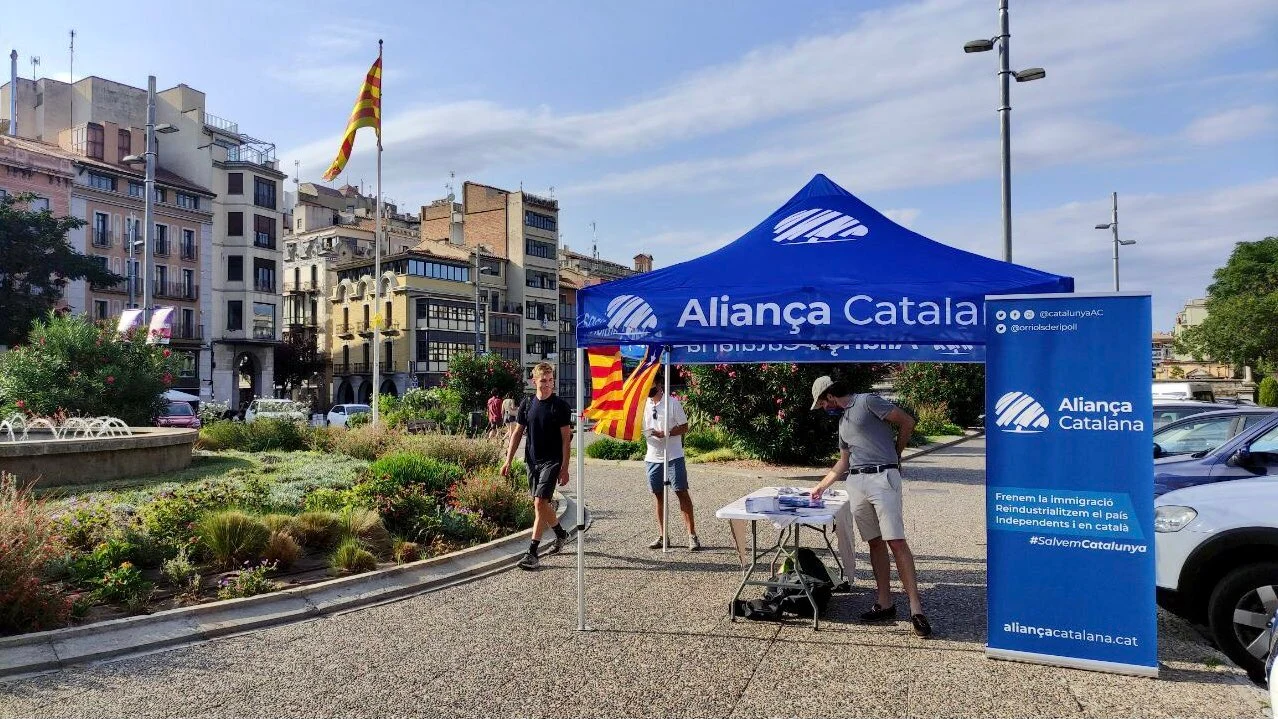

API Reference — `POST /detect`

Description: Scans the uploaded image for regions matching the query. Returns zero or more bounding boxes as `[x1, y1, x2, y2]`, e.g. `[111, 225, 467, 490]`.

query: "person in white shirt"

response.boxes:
[643, 376, 700, 551]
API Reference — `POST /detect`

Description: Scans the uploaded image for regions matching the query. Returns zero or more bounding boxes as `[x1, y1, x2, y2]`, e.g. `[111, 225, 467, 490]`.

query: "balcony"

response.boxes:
[491, 303, 522, 315]
[356, 320, 398, 337]
[172, 323, 203, 342]
[336, 323, 355, 338]
[92, 229, 112, 249]
[253, 278, 277, 293]
[154, 239, 170, 257]
[352, 362, 370, 374]
[284, 280, 318, 293]
[253, 233, 276, 250]
[154, 282, 198, 300]
[180, 241, 197, 261]
[200, 111, 240, 135]
[286, 317, 318, 331]
[92, 278, 140, 295]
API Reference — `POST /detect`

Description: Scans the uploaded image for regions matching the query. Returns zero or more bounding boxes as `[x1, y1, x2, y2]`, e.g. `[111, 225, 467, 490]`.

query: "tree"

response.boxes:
[1176, 237, 1278, 373]
[1258, 377, 1278, 407]
[273, 332, 327, 395]
[0, 312, 182, 426]
[444, 352, 525, 412]
[682, 362, 889, 465]
[0, 193, 119, 348]
[892, 363, 985, 427]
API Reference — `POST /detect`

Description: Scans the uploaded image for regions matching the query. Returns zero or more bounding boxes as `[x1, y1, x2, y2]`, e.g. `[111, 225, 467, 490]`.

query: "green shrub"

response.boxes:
[196, 419, 311, 452]
[52, 500, 116, 551]
[367, 452, 465, 495]
[912, 402, 953, 436]
[0, 312, 181, 426]
[260, 513, 299, 536]
[350, 480, 436, 538]
[396, 434, 504, 474]
[161, 546, 200, 593]
[217, 561, 278, 600]
[586, 438, 645, 460]
[392, 539, 421, 563]
[0, 474, 72, 634]
[329, 423, 399, 461]
[292, 511, 344, 548]
[1259, 376, 1278, 407]
[687, 447, 744, 463]
[893, 363, 985, 427]
[443, 351, 524, 417]
[341, 508, 393, 557]
[684, 426, 730, 453]
[262, 531, 301, 568]
[683, 363, 888, 465]
[346, 411, 371, 429]
[197, 511, 270, 568]
[138, 481, 248, 546]
[330, 538, 377, 575]
[451, 473, 534, 531]
[93, 561, 153, 609]
[196, 421, 248, 451]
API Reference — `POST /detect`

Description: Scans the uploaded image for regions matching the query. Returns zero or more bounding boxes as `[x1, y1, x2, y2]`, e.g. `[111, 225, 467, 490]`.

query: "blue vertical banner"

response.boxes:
[985, 293, 1156, 676]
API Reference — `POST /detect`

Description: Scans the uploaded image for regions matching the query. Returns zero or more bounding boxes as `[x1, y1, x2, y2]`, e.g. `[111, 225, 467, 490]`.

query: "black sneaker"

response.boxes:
[689, 535, 702, 551]
[517, 552, 540, 571]
[550, 533, 567, 554]
[647, 537, 665, 550]
[911, 613, 933, 638]
[860, 603, 898, 622]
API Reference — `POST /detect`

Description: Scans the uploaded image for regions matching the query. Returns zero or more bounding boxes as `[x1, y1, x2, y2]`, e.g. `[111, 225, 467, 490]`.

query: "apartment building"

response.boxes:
[328, 245, 477, 402]
[560, 245, 651, 283]
[2, 75, 286, 407]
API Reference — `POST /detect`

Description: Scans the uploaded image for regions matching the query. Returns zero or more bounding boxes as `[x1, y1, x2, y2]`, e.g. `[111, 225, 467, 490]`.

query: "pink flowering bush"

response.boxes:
[682, 362, 887, 465]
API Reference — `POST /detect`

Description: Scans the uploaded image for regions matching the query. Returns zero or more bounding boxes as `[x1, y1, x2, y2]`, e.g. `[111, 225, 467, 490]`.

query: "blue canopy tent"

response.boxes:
[565, 174, 1073, 628]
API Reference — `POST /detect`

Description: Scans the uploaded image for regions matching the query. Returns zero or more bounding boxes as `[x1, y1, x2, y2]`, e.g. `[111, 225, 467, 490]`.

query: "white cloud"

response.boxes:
[882, 208, 922, 227]
[1183, 105, 1276, 145]
[268, 23, 390, 95]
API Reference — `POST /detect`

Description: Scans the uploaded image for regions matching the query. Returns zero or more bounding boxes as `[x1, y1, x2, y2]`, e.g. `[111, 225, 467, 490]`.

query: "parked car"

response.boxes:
[1153, 400, 1226, 429]
[1153, 408, 1277, 458]
[1153, 381, 1217, 402]
[1267, 609, 1277, 705]
[243, 398, 308, 424]
[1154, 410, 1278, 496]
[1155, 478, 1278, 681]
[156, 401, 201, 429]
[327, 403, 371, 427]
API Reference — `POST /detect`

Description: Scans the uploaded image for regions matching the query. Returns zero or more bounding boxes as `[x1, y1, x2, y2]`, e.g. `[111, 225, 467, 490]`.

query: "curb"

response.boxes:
[902, 428, 984, 461]
[0, 496, 573, 680]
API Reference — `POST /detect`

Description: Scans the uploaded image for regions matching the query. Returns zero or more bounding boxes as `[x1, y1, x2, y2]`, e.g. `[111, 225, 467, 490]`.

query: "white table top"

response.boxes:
[715, 486, 850, 527]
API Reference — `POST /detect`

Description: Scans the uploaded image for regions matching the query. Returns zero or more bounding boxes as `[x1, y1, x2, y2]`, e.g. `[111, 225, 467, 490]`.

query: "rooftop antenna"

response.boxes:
[293, 159, 300, 189]
[548, 185, 555, 199]
[590, 221, 599, 260]
[446, 170, 455, 202]
[67, 30, 75, 119]
[29, 55, 39, 81]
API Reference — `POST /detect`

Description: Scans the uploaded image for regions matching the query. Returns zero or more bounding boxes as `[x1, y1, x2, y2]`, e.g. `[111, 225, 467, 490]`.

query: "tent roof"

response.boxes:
[576, 174, 1072, 350]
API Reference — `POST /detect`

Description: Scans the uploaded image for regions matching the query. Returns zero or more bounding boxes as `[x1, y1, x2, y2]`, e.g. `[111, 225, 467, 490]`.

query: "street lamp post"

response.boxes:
[121, 75, 177, 322]
[964, 0, 1045, 263]
[1095, 192, 1135, 291]
[474, 244, 483, 354]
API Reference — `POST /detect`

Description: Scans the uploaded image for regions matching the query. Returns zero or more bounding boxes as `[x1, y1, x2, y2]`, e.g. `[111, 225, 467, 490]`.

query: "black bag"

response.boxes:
[743, 548, 834, 620]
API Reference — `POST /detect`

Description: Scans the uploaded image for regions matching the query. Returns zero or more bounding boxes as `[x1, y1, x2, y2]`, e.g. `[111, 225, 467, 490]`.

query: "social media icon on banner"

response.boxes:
[1010, 310, 1021, 320]
[995, 324, 1007, 334]
[995, 310, 1006, 321]
[1024, 309, 1036, 320]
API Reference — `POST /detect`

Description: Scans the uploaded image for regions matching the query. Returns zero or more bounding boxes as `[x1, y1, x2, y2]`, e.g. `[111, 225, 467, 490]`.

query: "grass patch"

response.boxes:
[685, 447, 746, 463]
[34, 454, 256, 499]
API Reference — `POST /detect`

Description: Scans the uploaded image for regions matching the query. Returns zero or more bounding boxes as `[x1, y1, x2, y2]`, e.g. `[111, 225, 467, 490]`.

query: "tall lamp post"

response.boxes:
[122, 75, 178, 321]
[1095, 192, 1135, 291]
[473, 245, 497, 354]
[964, 0, 1045, 263]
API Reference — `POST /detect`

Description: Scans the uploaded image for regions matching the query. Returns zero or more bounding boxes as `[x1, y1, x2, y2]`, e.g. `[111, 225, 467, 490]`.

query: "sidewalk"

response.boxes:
[0, 439, 1265, 718]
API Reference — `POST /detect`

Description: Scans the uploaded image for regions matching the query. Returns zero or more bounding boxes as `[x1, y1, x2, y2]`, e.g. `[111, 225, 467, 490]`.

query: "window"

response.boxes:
[227, 172, 243, 195]
[422, 303, 477, 332]
[253, 177, 277, 209]
[181, 269, 194, 298]
[181, 229, 196, 260]
[525, 301, 556, 322]
[153, 224, 169, 256]
[480, 258, 502, 276]
[94, 300, 109, 321]
[85, 123, 104, 160]
[87, 172, 116, 192]
[489, 316, 521, 342]
[117, 129, 131, 161]
[155, 264, 168, 292]
[176, 192, 199, 210]
[526, 336, 556, 357]
[227, 300, 243, 331]
[253, 214, 276, 248]
[92, 212, 110, 247]
[525, 210, 556, 232]
[423, 341, 472, 373]
[154, 187, 167, 204]
[128, 181, 144, 198]
[252, 302, 276, 340]
[253, 258, 276, 293]
[180, 308, 195, 339]
[227, 255, 244, 282]
[124, 216, 138, 245]
[395, 258, 469, 283]
[525, 269, 557, 290]
[310, 264, 318, 285]
[525, 238, 556, 260]
[29, 197, 49, 212]
[227, 211, 244, 236]
[178, 351, 196, 378]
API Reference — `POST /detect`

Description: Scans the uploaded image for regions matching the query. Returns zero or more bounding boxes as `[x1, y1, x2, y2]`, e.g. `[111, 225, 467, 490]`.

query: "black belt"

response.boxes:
[849, 463, 898, 474]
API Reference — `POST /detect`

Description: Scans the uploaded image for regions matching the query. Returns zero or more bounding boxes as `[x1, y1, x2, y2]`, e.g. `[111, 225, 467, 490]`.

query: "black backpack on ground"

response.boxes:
[734, 548, 834, 621]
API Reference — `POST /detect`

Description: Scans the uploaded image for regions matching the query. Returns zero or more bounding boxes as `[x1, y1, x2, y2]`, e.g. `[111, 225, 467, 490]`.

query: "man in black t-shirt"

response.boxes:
[500, 362, 572, 570]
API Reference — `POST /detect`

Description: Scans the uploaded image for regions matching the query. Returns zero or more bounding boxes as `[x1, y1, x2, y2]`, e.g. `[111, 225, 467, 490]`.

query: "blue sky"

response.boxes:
[8, 0, 1277, 330]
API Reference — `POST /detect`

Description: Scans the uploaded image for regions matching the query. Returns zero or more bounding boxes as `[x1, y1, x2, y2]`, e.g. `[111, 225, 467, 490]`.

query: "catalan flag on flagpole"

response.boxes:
[321, 48, 383, 182]
[583, 346, 624, 420]
[593, 346, 663, 442]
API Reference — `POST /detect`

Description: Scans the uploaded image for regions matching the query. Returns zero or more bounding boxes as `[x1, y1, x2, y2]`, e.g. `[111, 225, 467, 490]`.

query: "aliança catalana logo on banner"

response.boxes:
[995, 391, 1145, 433]
[604, 295, 659, 338]
[772, 208, 869, 245]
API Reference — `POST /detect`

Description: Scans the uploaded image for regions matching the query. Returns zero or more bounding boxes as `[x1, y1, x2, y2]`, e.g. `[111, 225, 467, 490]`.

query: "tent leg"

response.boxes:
[576, 347, 590, 631]
[661, 349, 671, 554]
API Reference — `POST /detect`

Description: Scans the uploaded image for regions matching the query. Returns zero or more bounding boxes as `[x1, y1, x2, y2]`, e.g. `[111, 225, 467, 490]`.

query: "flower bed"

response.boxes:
[2, 429, 532, 636]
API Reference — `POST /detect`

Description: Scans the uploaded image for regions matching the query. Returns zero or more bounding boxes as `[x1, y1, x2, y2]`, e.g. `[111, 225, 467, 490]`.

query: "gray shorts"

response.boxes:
[845, 468, 906, 542]
[646, 457, 689, 493]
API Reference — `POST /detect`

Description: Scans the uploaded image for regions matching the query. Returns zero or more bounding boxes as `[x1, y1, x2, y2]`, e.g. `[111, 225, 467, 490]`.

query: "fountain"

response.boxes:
[0, 414, 196, 488]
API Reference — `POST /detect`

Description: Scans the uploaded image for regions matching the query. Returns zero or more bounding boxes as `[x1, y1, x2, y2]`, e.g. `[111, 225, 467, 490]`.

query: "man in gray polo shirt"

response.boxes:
[807, 376, 931, 637]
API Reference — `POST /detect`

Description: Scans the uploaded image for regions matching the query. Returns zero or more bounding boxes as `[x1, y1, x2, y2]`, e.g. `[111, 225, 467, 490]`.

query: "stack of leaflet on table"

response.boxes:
[777, 495, 825, 509]
[744, 495, 779, 513]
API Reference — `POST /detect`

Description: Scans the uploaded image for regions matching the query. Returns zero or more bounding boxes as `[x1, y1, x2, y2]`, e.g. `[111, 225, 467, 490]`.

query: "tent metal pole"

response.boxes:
[575, 346, 588, 631]
[661, 348, 671, 553]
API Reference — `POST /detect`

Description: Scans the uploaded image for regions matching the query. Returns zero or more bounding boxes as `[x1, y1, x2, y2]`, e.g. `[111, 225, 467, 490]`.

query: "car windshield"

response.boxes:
[1154, 415, 1234, 456]
[165, 402, 193, 416]
[347, 406, 370, 414]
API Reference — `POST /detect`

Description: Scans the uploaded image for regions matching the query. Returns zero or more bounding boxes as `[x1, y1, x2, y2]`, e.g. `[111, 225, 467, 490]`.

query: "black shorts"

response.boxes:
[527, 461, 561, 500]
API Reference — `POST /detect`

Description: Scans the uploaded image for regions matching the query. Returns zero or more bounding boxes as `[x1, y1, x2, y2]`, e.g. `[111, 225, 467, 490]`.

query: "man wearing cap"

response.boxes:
[807, 376, 931, 637]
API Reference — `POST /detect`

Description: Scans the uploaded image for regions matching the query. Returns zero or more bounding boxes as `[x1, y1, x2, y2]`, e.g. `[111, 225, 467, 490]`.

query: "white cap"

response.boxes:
[810, 375, 835, 410]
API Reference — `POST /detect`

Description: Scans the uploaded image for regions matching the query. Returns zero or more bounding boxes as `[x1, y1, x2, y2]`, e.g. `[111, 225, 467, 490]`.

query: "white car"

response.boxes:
[243, 398, 308, 424]
[327, 403, 371, 427]
[1155, 478, 1278, 681]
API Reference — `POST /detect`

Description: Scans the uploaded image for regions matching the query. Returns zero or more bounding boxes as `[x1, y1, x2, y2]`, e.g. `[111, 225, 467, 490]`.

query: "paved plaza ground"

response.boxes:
[0, 439, 1269, 718]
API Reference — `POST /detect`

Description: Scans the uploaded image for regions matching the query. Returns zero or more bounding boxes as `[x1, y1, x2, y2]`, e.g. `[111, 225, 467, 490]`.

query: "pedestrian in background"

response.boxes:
[500, 363, 572, 571]
[643, 376, 700, 551]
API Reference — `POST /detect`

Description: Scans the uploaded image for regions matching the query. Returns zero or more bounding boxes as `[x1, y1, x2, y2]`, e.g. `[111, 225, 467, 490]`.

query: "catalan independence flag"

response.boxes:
[594, 346, 662, 442]
[321, 48, 382, 182]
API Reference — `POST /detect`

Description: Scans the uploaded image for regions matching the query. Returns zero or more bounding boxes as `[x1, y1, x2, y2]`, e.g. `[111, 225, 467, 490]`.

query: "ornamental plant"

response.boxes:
[0, 312, 182, 426]
[892, 362, 985, 428]
[443, 351, 524, 413]
[0, 473, 72, 634]
[1258, 376, 1278, 407]
[682, 362, 887, 465]
[217, 560, 278, 600]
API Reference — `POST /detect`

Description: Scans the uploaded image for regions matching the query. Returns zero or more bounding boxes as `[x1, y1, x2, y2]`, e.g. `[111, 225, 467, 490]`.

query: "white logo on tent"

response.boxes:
[772, 208, 869, 244]
[605, 295, 658, 337]
[994, 391, 1050, 433]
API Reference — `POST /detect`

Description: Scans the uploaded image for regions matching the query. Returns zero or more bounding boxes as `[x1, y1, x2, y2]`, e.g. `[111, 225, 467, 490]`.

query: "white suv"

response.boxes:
[243, 398, 308, 424]
[1155, 478, 1278, 681]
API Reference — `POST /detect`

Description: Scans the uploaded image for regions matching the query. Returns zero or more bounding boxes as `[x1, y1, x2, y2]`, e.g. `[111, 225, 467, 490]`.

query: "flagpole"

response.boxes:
[661, 348, 671, 553]
[371, 39, 384, 426]
[575, 346, 588, 631]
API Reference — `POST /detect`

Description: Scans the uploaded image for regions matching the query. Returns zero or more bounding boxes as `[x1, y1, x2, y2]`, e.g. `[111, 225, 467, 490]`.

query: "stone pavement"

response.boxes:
[0, 439, 1268, 718]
